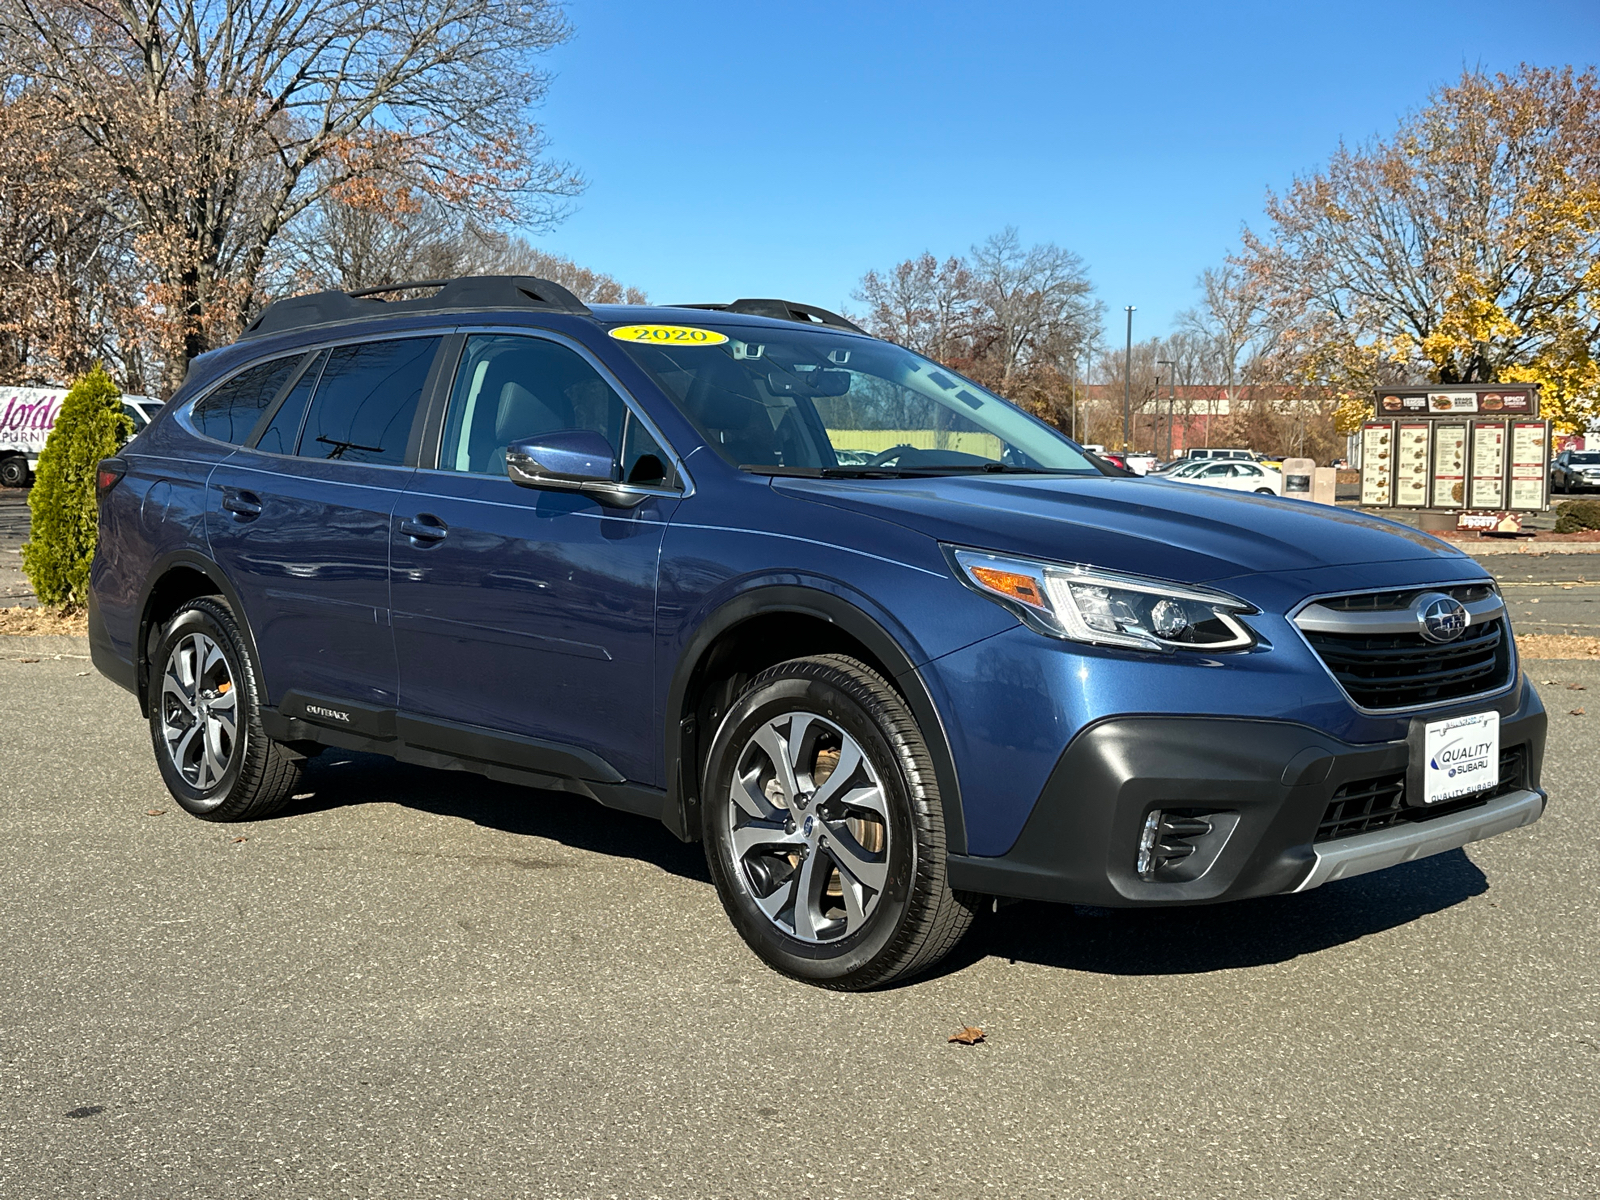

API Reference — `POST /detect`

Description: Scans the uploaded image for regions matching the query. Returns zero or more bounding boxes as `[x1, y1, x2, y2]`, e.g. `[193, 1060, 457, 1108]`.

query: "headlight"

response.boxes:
[947, 547, 1257, 653]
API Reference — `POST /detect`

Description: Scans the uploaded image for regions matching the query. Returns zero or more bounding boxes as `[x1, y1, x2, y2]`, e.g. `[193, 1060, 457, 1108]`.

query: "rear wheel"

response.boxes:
[149, 597, 303, 821]
[702, 654, 975, 990]
[0, 456, 28, 488]
[1254, 487, 1274, 494]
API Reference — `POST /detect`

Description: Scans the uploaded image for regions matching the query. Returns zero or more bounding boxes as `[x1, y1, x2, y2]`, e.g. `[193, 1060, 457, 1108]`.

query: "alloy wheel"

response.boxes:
[726, 712, 891, 943]
[159, 632, 238, 790]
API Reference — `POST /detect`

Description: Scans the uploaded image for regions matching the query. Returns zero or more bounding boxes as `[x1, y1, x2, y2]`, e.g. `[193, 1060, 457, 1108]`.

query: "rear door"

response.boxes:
[207, 334, 446, 712]
[389, 331, 682, 785]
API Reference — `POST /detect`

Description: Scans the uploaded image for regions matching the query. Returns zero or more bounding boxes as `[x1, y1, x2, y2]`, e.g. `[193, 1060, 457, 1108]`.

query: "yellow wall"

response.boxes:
[827, 429, 1005, 457]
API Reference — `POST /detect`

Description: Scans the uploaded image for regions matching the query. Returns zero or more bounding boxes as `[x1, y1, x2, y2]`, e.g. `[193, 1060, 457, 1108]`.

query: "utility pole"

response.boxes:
[1156, 358, 1176, 461]
[1068, 354, 1077, 443]
[1122, 306, 1135, 451]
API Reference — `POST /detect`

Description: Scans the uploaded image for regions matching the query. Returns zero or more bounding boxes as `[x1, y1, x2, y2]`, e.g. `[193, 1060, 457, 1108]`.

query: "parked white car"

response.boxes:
[1164, 459, 1283, 496]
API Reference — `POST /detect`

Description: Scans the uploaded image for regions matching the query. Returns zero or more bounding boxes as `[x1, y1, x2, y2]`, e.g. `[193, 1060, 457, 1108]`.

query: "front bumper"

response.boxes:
[946, 680, 1547, 907]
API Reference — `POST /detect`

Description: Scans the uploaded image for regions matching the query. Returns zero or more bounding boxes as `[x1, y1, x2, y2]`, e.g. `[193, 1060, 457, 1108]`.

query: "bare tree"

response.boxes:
[853, 252, 975, 360]
[1, 0, 583, 387]
[968, 227, 1100, 386]
[274, 193, 646, 303]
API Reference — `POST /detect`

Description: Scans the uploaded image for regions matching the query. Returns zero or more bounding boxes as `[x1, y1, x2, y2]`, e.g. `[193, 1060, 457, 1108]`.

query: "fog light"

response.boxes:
[1136, 809, 1215, 880]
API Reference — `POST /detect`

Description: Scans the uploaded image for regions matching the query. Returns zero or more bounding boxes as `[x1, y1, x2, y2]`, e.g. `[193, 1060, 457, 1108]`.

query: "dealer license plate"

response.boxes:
[1422, 711, 1500, 805]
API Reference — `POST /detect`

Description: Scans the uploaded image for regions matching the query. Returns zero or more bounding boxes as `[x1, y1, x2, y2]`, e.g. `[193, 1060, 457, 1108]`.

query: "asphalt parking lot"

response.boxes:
[1, 651, 1596, 1199]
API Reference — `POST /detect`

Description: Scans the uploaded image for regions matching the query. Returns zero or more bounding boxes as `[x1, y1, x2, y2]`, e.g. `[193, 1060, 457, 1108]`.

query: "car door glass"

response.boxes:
[439, 334, 630, 476]
[1202, 463, 1230, 477]
[254, 350, 326, 455]
[190, 355, 302, 444]
[299, 338, 439, 465]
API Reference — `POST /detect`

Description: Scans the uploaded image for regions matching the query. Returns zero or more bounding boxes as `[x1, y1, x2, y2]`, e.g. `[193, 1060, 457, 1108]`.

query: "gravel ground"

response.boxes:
[0, 655, 1595, 1199]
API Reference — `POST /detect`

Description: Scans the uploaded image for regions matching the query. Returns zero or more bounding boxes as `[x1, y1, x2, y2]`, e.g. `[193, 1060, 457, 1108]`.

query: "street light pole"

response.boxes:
[1069, 353, 1077, 443]
[1122, 306, 1135, 451]
[1156, 358, 1176, 462]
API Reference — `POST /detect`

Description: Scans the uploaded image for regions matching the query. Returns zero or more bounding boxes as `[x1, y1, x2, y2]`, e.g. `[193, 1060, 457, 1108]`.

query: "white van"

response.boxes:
[0, 386, 159, 486]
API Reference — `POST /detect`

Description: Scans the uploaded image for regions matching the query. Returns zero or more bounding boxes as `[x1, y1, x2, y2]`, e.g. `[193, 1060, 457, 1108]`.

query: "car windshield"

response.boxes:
[613, 322, 1096, 476]
[1570, 452, 1600, 464]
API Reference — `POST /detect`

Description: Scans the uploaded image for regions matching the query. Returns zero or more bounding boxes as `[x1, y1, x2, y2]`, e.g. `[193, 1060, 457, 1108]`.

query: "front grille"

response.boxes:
[1315, 583, 1496, 612]
[1303, 618, 1512, 709]
[1315, 745, 1526, 843]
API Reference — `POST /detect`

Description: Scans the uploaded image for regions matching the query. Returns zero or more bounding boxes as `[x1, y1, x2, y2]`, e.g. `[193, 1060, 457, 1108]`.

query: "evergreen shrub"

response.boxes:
[21, 365, 132, 608]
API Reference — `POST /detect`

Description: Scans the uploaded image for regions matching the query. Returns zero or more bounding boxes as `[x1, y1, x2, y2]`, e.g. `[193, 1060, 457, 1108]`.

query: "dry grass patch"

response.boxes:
[1517, 634, 1600, 659]
[0, 606, 87, 636]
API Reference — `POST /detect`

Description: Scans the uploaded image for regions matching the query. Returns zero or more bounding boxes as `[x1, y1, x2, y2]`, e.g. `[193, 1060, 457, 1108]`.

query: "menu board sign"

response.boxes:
[1509, 422, 1548, 509]
[1429, 392, 1480, 414]
[1378, 393, 1430, 414]
[1469, 423, 1506, 509]
[1479, 390, 1533, 414]
[1431, 425, 1467, 508]
[1395, 424, 1430, 506]
[1360, 423, 1393, 506]
[1374, 385, 1538, 417]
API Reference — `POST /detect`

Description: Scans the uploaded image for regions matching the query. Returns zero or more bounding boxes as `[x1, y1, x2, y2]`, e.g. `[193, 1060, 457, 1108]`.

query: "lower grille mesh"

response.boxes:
[1315, 745, 1526, 843]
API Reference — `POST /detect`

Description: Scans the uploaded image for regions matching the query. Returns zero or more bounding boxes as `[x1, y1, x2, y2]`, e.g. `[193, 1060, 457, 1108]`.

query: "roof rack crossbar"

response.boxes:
[240, 274, 593, 340]
[670, 298, 866, 334]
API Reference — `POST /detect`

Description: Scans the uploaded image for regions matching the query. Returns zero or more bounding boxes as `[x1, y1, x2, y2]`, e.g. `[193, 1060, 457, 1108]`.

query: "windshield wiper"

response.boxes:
[740, 465, 907, 478]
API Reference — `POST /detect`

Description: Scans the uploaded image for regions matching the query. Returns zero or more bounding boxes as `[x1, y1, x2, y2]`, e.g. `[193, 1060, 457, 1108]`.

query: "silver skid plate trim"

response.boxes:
[1293, 789, 1545, 893]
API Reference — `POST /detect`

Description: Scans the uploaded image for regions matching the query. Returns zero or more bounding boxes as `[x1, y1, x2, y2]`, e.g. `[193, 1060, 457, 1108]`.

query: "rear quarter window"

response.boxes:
[189, 356, 302, 444]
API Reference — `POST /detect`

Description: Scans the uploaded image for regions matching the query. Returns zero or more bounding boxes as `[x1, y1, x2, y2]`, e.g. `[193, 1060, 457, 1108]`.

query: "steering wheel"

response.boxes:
[866, 444, 916, 467]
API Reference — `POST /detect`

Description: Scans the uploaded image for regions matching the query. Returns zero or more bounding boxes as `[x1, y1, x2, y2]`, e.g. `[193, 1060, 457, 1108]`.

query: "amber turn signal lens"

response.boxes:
[969, 566, 1047, 609]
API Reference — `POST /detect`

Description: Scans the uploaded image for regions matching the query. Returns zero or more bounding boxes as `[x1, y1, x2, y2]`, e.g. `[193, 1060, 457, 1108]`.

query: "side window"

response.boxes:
[440, 334, 628, 476]
[190, 356, 301, 444]
[255, 350, 325, 456]
[298, 338, 440, 465]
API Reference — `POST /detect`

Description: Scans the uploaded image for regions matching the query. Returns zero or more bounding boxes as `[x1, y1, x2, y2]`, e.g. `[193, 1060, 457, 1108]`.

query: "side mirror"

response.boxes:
[505, 431, 643, 508]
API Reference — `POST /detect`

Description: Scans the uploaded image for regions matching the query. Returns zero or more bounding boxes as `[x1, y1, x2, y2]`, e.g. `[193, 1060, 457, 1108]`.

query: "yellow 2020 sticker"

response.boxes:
[608, 324, 729, 347]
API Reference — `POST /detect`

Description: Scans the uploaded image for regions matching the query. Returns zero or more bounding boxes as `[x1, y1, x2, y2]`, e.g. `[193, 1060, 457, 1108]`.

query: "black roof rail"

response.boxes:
[671, 298, 866, 334]
[240, 275, 592, 340]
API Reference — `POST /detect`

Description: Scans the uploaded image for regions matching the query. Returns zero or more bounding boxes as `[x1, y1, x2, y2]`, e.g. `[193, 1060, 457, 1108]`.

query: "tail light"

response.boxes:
[96, 457, 127, 498]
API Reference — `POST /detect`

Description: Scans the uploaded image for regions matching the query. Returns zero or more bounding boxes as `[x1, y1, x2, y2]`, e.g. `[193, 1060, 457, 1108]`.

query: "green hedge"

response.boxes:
[21, 365, 132, 609]
[1553, 499, 1600, 534]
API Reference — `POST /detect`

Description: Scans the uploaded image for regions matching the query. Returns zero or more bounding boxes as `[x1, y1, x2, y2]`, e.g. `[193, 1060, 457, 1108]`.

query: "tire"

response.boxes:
[701, 654, 976, 990]
[0, 456, 28, 488]
[148, 596, 303, 821]
[1254, 487, 1274, 494]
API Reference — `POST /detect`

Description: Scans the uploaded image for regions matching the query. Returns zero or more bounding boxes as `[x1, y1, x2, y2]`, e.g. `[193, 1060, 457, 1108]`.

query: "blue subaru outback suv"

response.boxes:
[88, 276, 1548, 989]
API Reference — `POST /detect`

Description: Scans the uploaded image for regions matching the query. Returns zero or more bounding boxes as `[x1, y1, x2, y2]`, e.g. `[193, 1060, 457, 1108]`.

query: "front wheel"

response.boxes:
[702, 654, 975, 990]
[1254, 487, 1275, 494]
[149, 597, 304, 821]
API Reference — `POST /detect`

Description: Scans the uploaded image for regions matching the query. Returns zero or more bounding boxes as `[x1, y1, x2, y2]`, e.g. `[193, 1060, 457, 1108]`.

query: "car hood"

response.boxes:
[774, 474, 1471, 584]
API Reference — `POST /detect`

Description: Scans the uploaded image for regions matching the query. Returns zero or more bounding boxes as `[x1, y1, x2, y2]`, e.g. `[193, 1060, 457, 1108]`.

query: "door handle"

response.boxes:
[222, 489, 262, 519]
[400, 514, 448, 543]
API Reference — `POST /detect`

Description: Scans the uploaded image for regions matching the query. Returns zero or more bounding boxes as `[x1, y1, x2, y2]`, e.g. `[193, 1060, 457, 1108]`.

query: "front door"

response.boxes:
[207, 335, 443, 709]
[390, 332, 681, 785]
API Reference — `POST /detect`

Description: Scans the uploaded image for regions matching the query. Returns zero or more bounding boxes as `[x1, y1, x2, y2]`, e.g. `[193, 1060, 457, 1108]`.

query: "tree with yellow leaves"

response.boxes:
[1238, 65, 1600, 432]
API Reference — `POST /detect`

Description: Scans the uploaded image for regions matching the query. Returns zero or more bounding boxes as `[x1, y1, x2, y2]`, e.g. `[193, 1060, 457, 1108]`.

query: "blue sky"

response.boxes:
[531, 0, 1600, 345]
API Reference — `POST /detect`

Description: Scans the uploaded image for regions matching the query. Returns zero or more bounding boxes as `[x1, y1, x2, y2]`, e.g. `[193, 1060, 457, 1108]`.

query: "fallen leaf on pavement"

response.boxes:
[1570, 708, 1585, 716]
[1568, 683, 1586, 691]
[146, 809, 165, 816]
[231, 836, 248, 843]
[948, 1026, 986, 1045]
[17, 658, 38, 663]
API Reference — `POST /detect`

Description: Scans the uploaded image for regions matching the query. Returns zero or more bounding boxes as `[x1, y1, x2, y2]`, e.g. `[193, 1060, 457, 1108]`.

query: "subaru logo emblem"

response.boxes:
[1416, 592, 1469, 643]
